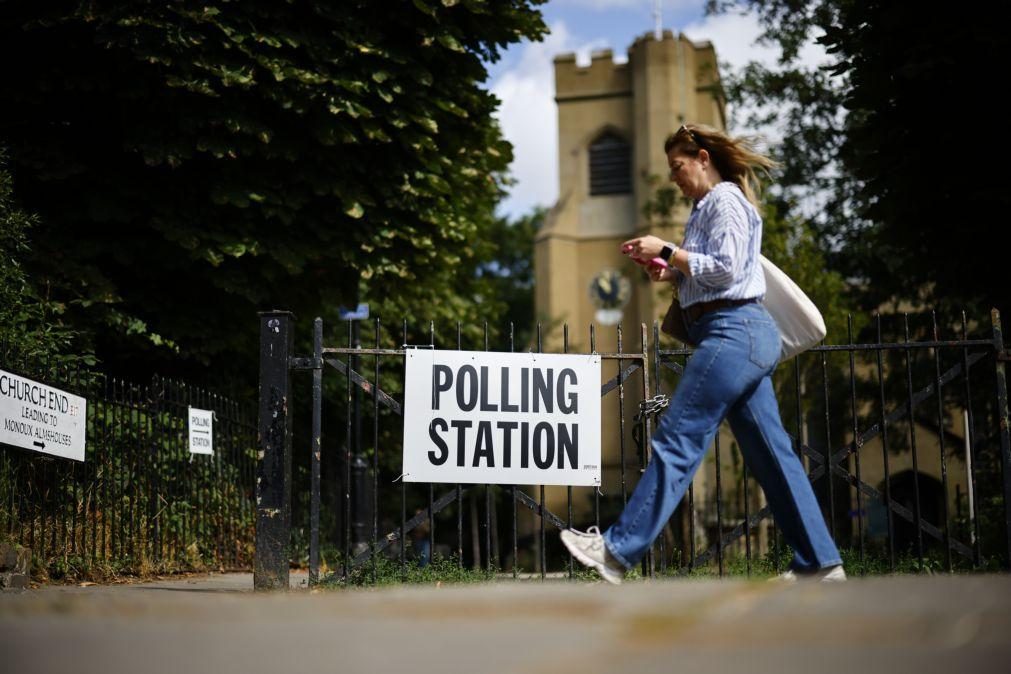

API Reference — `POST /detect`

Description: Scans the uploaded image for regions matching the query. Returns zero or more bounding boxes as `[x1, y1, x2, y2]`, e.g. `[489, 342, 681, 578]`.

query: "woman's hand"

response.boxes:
[621, 235, 667, 262]
[649, 264, 676, 283]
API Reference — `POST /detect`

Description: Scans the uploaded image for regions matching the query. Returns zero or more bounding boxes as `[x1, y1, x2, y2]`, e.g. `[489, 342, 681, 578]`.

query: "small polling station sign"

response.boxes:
[0, 369, 87, 461]
[188, 407, 214, 455]
[402, 350, 601, 486]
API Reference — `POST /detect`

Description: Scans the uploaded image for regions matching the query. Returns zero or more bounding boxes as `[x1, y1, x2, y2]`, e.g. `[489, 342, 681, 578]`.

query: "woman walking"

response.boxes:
[561, 123, 845, 584]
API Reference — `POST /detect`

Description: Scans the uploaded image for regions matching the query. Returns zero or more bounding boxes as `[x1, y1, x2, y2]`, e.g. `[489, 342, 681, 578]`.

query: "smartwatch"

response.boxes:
[660, 243, 679, 265]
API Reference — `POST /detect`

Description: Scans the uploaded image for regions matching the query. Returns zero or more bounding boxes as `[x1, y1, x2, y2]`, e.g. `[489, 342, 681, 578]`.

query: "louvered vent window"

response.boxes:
[589, 133, 631, 196]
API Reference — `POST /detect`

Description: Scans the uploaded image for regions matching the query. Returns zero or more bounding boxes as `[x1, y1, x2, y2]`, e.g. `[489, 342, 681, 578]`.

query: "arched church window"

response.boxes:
[589, 132, 631, 196]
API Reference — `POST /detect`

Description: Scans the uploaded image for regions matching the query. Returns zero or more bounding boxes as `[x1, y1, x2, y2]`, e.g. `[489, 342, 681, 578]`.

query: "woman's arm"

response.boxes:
[683, 192, 751, 289]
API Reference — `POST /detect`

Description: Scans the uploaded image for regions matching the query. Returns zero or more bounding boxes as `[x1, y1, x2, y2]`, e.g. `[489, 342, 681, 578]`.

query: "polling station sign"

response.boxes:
[188, 407, 214, 455]
[0, 369, 87, 462]
[403, 350, 601, 486]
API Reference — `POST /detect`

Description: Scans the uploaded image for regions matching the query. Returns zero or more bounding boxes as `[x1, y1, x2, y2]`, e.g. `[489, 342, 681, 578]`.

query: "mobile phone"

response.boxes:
[623, 244, 651, 266]
[647, 257, 669, 271]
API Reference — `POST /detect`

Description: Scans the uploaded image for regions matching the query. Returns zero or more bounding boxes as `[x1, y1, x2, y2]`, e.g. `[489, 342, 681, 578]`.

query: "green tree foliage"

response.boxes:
[0, 0, 546, 383]
[476, 207, 541, 348]
[361, 206, 541, 355]
[711, 0, 1006, 330]
[0, 150, 81, 362]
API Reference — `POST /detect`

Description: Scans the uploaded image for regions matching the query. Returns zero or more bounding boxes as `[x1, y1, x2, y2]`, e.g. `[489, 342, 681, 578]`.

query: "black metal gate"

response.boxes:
[255, 312, 653, 588]
[652, 309, 1011, 576]
[0, 343, 257, 575]
[254, 309, 1011, 589]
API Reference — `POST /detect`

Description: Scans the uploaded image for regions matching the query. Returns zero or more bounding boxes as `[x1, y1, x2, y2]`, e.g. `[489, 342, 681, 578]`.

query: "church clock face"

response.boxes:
[588, 269, 630, 325]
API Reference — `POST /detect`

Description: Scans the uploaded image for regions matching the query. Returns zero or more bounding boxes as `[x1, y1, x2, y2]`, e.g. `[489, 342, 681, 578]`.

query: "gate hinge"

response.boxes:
[290, 356, 322, 370]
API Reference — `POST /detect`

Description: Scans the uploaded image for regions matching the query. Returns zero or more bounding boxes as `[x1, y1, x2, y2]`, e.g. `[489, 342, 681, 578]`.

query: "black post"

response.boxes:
[351, 320, 370, 552]
[255, 311, 294, 590]
[990, 309, 1011, 570]
[309, 318, 322, 585]
[149, 375, 162, 565]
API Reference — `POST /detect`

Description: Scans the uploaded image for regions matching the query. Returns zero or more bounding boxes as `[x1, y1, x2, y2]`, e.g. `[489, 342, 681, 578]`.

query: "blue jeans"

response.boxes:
[603, 301, 842, 572]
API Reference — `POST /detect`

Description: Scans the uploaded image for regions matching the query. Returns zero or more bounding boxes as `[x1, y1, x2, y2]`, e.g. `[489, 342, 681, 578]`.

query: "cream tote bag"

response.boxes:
[759, 254, 826, 361]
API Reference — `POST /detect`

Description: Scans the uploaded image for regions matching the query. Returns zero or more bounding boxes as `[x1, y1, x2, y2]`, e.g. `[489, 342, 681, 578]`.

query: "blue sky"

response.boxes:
[485, 0, 708, 84]
[482, 0, 829, 219]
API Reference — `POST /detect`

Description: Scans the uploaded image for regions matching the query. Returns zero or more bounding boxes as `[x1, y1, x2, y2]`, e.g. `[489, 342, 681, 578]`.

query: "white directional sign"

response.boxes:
[188, 407, 214, 455]
[0, 369, 87, 461]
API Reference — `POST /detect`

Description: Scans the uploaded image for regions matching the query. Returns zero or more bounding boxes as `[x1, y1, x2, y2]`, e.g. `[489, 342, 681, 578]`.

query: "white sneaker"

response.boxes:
[770, 564, 847, 584]
[560, 526, 625, 585]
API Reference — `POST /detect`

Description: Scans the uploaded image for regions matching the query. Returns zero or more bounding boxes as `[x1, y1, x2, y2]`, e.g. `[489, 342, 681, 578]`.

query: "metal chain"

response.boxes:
[635, 394, 670, 423]
[632, 394, 670, 466]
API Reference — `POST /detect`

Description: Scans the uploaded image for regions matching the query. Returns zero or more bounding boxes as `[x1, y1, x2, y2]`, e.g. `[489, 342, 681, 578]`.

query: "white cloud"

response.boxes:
[553, 0, 650, 9]
[683, 10, 837, 221]
[682, 12, 776, 72]
[682, 7, 833, 71]
[683, 11, 832, 139]
[491, 21, 611, 218]
[555, 0, 700, 11]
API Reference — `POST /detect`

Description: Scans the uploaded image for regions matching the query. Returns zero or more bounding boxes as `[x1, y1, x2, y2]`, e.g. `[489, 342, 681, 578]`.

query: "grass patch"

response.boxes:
[319, 554, 497, 589]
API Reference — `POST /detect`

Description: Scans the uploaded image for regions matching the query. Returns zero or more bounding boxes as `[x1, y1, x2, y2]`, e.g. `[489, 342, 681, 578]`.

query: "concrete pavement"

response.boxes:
[3, 572, 1009, 673]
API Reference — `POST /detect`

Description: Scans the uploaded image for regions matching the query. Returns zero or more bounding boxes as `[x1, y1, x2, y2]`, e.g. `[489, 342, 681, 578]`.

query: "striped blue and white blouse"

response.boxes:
[672, 181, 766, 308]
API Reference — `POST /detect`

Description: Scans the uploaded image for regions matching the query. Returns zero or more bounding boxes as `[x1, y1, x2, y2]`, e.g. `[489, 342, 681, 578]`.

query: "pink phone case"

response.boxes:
[623, 245, 668, 271]
[647, 257, 669, 270]
[623, 244, 652, 266]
